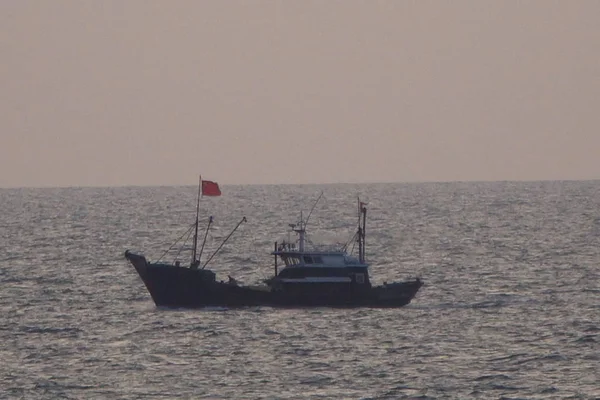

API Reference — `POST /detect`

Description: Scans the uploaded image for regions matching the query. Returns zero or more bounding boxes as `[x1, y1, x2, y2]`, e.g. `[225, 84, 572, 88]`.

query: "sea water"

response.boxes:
[1, 181, 599, 399]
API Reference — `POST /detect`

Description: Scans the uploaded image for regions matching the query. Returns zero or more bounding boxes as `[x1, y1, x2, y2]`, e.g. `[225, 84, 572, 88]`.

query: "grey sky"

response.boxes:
[2, 1, 599, 187]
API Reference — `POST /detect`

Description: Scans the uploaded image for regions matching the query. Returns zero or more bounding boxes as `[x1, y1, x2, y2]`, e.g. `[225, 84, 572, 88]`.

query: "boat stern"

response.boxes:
[373, 278, 423, 307]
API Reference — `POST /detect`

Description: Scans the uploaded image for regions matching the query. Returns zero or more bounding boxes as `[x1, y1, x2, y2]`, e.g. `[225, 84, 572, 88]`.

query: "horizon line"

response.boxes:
[1, 177, 599, 190]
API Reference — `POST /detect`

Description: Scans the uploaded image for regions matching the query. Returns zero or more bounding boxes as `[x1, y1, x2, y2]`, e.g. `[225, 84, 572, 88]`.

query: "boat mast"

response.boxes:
[298, 211, 305, 252]
[292, 212, 306, 252]
[361, 202, 367, 263]
[357, 199, 367, 263]
[191, 175, 202, 267]
[274, 242, 278, 276]
[294, 192, 323, 253]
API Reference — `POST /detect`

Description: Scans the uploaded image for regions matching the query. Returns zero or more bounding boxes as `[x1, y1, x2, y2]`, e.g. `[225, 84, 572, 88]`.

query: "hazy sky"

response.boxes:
[2, 1, 599, 188]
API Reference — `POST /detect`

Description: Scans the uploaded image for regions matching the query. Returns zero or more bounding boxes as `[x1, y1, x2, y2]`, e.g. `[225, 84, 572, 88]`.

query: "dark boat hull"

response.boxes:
[125, 251, 422, 309]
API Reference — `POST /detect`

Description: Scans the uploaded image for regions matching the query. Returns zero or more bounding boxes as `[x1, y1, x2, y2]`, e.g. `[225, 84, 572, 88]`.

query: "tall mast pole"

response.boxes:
[191, 175, 202, 266]
[357, 199, 367, 264]
[361, 203, 367, 263]
[298, 211, 305, 252]
[357, 198, 363, 263]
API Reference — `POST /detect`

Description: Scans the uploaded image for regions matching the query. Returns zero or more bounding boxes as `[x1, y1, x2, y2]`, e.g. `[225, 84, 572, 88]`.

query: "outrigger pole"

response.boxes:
[202, 216, 247, 269]
[197, 216, 213, 265]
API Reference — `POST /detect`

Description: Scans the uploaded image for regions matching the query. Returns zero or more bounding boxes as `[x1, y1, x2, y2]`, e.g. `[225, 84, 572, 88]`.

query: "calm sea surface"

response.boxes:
[1, 181, 599, 399]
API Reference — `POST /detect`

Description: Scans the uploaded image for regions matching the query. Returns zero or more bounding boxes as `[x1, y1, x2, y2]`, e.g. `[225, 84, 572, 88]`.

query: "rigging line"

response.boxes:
[245, 222, 269, 284]
[342, 230, 358, 251]
[202, 217, 247, 269]
[350, 239, 357, 256]
[247, 223, 259, 263]
[343, 230, 358, 256]
[155, 222, 196, 263]
[304, 191, 324, 229]
[173, 225, 195, 264]
[197, 216, 213, 264]
[248, 221, 267, 283]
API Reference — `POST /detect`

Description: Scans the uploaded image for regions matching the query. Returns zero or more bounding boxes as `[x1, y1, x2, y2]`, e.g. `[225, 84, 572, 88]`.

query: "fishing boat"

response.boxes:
[124, 178, 423, 308]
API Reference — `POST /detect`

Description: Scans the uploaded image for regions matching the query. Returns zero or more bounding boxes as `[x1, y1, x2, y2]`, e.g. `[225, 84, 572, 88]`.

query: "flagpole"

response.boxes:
[191, 175, 202, 267]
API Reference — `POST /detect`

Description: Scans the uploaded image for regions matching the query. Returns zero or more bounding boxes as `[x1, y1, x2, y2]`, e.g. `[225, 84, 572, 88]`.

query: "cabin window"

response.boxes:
[304, 256, 313, 264]
[322, 255, 344, 266]
[313, 256, 323, 264]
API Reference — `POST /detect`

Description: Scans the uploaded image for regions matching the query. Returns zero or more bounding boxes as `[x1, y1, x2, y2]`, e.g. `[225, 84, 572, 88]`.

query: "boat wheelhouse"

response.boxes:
[266, 200, 374, 300]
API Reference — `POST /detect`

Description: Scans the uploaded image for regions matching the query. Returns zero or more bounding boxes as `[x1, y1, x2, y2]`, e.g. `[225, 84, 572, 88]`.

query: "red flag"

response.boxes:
[201, 180, 221, 196]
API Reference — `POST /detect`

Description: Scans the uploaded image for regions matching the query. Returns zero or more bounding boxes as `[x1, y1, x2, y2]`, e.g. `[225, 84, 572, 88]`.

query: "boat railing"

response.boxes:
[306, 243, 346, 253]
[276, 241, 346, 254]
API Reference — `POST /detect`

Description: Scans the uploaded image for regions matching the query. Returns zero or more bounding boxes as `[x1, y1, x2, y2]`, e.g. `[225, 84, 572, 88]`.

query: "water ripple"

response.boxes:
[1, 182, 600, 399]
